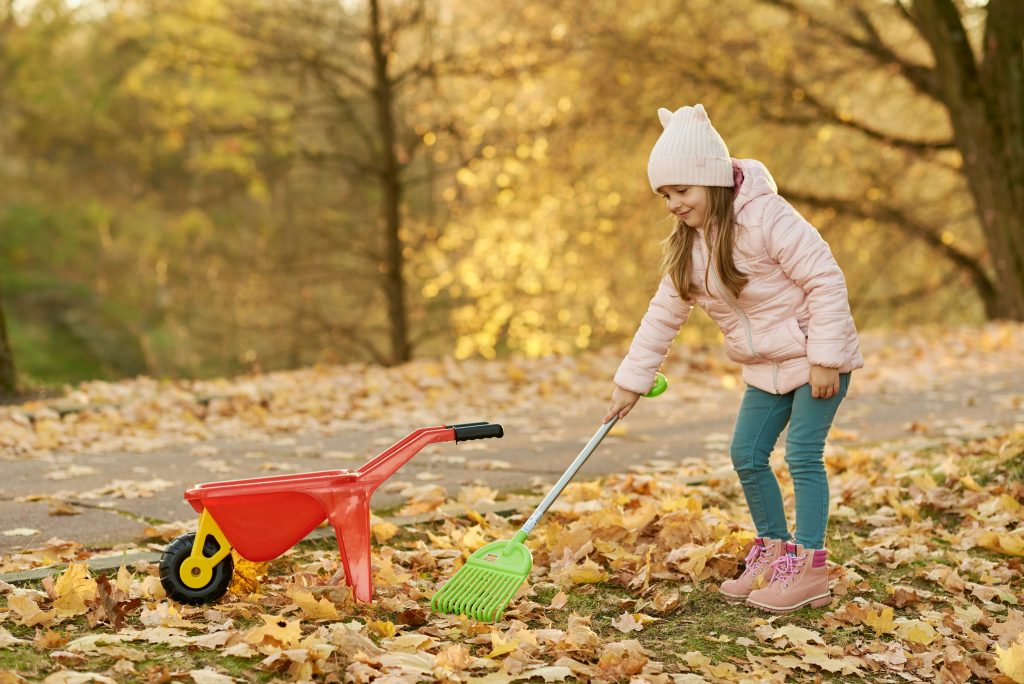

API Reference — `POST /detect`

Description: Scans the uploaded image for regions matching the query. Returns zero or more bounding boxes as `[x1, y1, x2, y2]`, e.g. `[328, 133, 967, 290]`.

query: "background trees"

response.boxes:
[0, 0, 1018, 390]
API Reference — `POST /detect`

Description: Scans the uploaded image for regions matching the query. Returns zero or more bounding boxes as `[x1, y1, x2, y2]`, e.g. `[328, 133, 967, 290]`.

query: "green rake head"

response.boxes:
[431, 532, 532, 622]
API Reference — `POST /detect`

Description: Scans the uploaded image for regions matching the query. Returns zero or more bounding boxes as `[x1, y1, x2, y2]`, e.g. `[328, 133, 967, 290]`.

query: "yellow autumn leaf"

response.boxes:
[801, 645, 863, 676]
[996, 639, 1024, 683]
[980, 531, 1024, 557]
[6, 595, 57, 627]
[999, 494, 1024, 517]
[115, 563, 133, 594]
[896, 619, 938, 645]
[863, 607, 896, 637]
[488, 632, 521, 658]
[367, 619, 397, 638]
[997, 534, 1024, 556]
[372, 521, 400, 544]
[570, 558, 609, 585]
[244, 614, 302, 647]
[290, 589, 339, 620]
[228, 555, 267, 595]
[459, 525, 488, 551]
[960, 475, 984, 492]
[770, 624, 824, 647]
[52, 562, 97, 617]
[593, 540, 632, 563]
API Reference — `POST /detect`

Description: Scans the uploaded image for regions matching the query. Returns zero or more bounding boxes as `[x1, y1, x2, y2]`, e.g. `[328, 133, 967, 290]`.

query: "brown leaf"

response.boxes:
[886, 587, 924, 608]
[87, 574, 142, 630]
[47, 500, 80, 517]
[396, 607, 429, 627]
[596, 640, 648, 678]
[33, 628, 67, 649]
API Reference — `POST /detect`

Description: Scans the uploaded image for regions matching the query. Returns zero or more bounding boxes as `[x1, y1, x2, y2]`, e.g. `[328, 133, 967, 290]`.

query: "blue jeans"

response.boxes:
[729, 373, 851, 549]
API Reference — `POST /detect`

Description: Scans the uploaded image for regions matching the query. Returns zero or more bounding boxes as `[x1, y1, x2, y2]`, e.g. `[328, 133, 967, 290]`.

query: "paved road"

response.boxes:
[2, 354, 1022, 556]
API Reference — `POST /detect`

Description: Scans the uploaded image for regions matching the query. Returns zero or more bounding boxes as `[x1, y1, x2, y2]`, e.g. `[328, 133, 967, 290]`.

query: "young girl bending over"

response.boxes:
[605, 104, 863, 613]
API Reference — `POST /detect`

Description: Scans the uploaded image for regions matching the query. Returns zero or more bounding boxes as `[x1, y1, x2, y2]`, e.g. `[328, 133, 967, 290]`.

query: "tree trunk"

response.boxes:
[369, 0, 411, 365]
[0, 277, 17, 396]
[913, 0, 1024, 319]
[757, 0, 1024, 319]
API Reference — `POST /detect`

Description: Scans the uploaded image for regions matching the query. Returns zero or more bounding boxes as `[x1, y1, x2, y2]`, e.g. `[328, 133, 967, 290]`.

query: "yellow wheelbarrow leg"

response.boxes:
[179, 509, 232, 590]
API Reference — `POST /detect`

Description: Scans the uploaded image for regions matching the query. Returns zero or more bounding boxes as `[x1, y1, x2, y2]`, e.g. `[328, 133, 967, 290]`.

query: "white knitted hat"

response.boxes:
[647, 104, 732, 192]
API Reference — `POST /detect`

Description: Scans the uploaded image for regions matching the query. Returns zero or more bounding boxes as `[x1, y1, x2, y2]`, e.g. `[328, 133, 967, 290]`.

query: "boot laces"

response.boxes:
[740, 544, 767, 577]
[768, 553, 805, 587]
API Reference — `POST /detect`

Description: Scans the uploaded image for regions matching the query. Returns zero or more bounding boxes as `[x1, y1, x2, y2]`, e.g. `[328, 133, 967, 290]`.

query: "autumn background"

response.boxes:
[0, 0, 1021, 392]
[1, 0, 1024, 683]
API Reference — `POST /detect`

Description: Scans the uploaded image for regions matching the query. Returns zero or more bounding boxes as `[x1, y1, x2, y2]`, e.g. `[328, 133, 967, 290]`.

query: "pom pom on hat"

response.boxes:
[648, 104, 732, 192]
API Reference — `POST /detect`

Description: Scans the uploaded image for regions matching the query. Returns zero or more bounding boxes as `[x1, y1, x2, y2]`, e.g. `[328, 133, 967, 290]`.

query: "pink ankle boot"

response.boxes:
[719, 537, 786, 602]
[745, 543, 831, 613]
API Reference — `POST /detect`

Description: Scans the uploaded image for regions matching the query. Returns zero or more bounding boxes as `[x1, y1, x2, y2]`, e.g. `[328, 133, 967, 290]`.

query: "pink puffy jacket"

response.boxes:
[614, 158, 864, 396]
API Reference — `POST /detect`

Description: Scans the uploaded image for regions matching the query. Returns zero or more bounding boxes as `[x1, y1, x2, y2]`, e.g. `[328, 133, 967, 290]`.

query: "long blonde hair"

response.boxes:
[659, 185, 747, 300]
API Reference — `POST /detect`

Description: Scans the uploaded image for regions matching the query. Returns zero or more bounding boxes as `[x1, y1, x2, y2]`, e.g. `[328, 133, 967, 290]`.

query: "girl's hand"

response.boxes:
[809, 364, 840, 399]
[604, 386, 642, 423]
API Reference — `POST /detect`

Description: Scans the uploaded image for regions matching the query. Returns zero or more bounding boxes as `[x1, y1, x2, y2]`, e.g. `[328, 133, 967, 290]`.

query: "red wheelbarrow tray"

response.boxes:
[180, 422, 503, 602]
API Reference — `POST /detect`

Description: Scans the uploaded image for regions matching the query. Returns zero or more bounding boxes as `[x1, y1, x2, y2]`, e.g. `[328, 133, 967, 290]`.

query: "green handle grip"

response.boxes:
[644, 372, 668, 398]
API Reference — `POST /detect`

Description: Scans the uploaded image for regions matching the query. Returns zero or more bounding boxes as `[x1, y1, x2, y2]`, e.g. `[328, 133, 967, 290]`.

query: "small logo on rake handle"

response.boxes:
[482, 553, 498, 562]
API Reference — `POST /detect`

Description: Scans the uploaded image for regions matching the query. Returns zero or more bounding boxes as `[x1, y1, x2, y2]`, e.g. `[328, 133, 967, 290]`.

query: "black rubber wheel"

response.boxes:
[159, 532, 234, 605]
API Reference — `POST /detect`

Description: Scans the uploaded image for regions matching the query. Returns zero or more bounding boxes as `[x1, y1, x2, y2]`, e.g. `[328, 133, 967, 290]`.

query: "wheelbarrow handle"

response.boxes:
[452, 423, 504, 442]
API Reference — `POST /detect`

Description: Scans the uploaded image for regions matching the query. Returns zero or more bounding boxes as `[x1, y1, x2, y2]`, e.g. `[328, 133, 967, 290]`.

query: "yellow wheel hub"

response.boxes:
[179, 509, 232, 590]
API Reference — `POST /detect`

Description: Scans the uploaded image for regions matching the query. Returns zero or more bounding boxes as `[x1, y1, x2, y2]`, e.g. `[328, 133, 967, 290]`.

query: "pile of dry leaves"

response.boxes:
[2, 425, 1023, 682]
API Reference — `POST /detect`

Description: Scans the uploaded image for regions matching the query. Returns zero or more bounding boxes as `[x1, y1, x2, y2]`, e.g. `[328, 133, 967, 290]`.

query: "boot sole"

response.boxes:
[745, 592, 831, 613]
[719, 590, 749, 603]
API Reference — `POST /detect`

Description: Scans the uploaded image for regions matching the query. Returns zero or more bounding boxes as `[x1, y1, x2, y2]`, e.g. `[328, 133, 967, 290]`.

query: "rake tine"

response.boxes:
[463, 570, 503, 616]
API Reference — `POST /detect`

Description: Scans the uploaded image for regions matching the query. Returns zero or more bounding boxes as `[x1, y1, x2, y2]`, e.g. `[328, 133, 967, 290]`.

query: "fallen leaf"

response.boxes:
[243, 615, 302, 648]
[863, 606, 896, 637]
[770, 624, 824, 647]
[289, 589, 339, 621]
[611, 612, 644, 633]
[0, 626, 27, 646]
[367, 619, 397, 638]
[896, 619, 938, 646]
[7, 594, 57, 627]
[52, 563, 97, 618]
[996, 637, 1024, 683]
[189, 669, 237, 684]
[372, 522, 400, 544]
[47, 500, 80, 516]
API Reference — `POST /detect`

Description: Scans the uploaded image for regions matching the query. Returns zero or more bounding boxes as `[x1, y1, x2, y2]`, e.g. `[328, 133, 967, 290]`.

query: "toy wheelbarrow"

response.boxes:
[159, 422, 503, 605]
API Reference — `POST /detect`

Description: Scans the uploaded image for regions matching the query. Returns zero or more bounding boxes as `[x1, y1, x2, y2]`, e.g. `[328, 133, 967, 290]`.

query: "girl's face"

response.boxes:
[658, 185, 708, 228]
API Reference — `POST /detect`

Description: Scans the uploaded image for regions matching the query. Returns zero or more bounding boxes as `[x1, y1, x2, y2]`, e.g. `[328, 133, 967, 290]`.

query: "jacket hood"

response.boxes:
[732, 158, 779, 215]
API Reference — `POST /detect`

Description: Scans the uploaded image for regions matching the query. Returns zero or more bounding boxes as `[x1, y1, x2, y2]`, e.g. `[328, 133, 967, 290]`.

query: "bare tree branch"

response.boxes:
[780, 185, 997, 304]
[760, 0, 942, 101]
[767, 74, 956, 152]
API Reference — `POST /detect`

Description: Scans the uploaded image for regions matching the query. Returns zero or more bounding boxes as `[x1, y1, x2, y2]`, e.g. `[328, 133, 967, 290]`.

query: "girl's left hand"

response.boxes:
[809, 365, 840, 399]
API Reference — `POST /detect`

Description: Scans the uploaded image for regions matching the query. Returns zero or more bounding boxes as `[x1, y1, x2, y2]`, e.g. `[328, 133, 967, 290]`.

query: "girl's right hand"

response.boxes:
[604, 386, 642, 423]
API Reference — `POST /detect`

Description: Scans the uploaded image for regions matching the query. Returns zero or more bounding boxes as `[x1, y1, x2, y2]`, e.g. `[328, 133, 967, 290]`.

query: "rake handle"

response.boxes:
[507, 372, 666, 547]
[519, 415, 618, 536]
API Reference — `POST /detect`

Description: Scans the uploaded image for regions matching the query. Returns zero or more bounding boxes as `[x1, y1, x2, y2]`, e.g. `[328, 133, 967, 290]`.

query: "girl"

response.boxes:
[604, 104, 863, 613]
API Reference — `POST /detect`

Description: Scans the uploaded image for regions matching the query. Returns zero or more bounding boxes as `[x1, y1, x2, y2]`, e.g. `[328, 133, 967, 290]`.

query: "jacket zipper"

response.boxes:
[705, 238, 782, 394]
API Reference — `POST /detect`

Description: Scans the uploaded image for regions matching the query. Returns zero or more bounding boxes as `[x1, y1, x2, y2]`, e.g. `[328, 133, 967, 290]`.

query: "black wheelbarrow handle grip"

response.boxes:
[453, 423, 504, 442]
